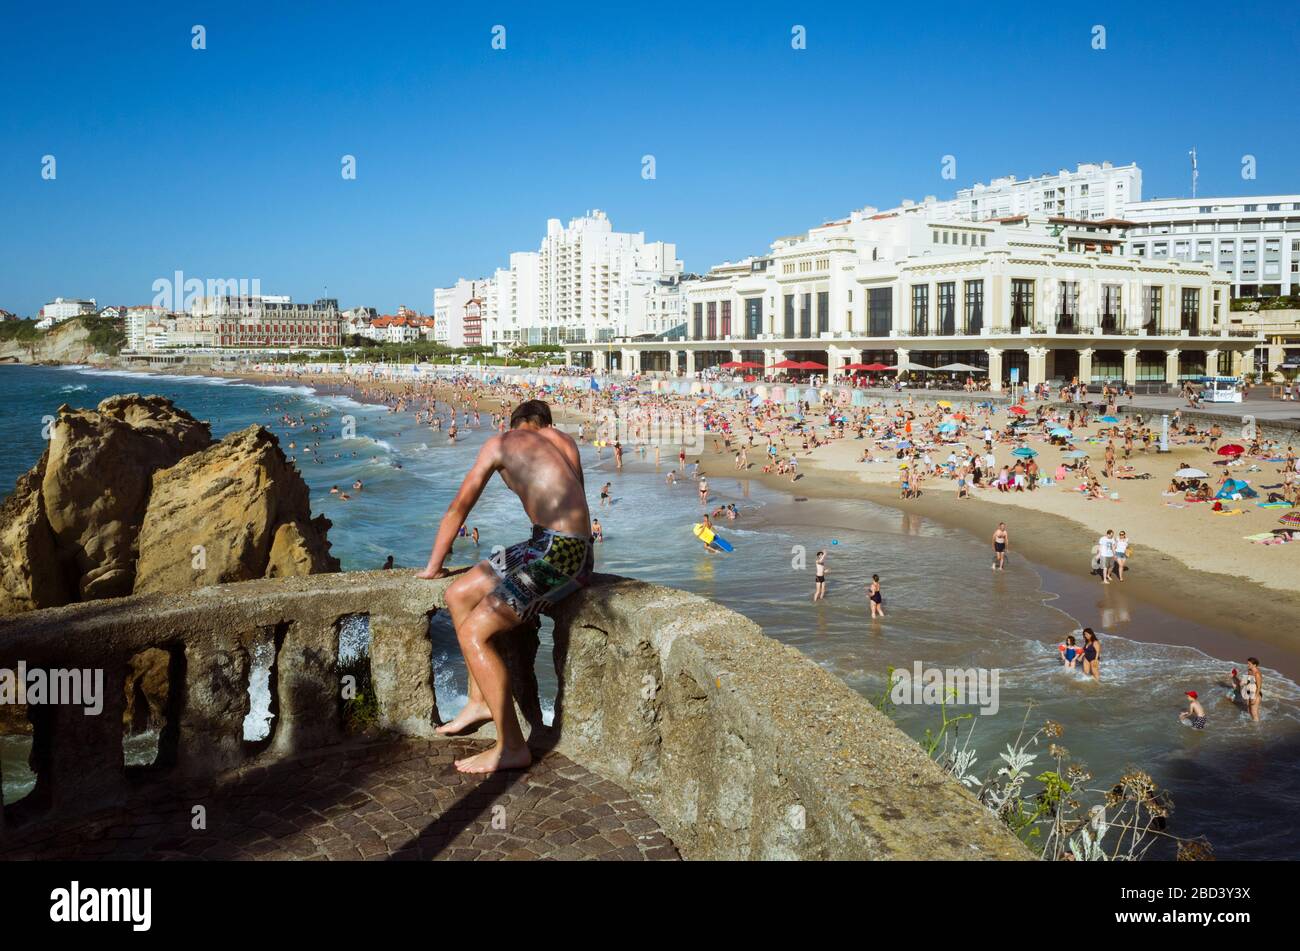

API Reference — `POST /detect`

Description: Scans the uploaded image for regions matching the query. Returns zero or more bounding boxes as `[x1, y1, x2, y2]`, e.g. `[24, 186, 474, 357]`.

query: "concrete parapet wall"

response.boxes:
[0, 571, 1028, 859]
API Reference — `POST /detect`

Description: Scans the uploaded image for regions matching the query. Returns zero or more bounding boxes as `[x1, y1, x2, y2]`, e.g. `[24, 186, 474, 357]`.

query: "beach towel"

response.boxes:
[1213, 509, 1245, 516]
[1257, 501, 1290, 508]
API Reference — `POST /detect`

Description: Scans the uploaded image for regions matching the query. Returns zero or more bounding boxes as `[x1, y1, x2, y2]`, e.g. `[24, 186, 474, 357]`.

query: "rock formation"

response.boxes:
[40, 395, 213, 601]
[0, 395, 339, 616]
[134, 424, 339, 593]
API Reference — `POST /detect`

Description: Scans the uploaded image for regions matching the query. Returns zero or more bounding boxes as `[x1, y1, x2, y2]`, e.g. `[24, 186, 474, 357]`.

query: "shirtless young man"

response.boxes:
[991, 522, 1009, 570]
[416, 399, 593, 774]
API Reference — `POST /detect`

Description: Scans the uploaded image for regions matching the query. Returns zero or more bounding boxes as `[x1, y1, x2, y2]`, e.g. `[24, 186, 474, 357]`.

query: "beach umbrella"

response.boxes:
[798, 361, 828, 371]
[937, 400, 953, 408]
[1062, 449, 1090, 459]
[719, 361, 744, 369]
[895, 440, 912, 449]
[1174, 467, 1208, 478]
[1218, 444, 1245, 456]
[1012, 447, 1037, 458]
[1008, 405, 1028, 415]
[1049, 427, 1073, 437]
[861, 362, 892, 372]
[771, 359, 803, 370]
[938, 422, 958, 433]
[1280, 512, 1300, 526]
[1098, 415, 1120, 424]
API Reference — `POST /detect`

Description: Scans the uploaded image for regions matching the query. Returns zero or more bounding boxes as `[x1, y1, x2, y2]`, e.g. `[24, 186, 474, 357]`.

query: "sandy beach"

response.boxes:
[145, 362, 1300, 677]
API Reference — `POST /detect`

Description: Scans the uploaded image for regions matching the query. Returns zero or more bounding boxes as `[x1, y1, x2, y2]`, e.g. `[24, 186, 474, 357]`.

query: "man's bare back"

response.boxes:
[415, 400, 592, 776]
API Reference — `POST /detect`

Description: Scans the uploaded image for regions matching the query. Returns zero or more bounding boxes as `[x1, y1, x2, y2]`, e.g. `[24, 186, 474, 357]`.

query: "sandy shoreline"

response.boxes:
[92, 361, 1300, 679]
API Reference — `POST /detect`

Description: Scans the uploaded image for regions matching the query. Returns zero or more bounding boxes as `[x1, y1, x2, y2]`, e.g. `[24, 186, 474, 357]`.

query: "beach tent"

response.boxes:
[1215, 479, 1258, 500]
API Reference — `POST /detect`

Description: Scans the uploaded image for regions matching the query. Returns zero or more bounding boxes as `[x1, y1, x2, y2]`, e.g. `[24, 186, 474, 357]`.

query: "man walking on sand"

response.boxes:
[416, 399, 593, 775]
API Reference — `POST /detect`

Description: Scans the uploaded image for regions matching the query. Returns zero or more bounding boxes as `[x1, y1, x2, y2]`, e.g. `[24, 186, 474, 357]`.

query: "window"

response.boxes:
[706, 302, 717, 338]
[1058, 281, 1079, 331]
[744, 297, 762, 339]
[1010, 279, 1034, 330]
[1180, 288, 1200, 335]
[800, 293, 812, 338]
[816, 291, 829, 335]
[1101, 285, 1121, 333]
[783, 295, 795, 337]
[868, 288, 892, 336]
[911, 285, 929, 335]
[936, 282, 956, 335]
[692, 302, 702, 339]
[964, 280, 984, 334]
[1145, 286, 1162, 330]
[720, 300, 732, 337]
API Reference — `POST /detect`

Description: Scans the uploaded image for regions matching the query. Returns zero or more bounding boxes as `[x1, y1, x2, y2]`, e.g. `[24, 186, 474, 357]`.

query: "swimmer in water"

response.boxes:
[867, 574, 884, 618]
[1178, 691, 1207, 730]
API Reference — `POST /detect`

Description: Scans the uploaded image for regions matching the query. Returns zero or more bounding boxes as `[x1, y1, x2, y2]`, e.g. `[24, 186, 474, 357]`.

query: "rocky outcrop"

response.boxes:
[41, 395, 212, 601]
[0, 319, 103, 365]
[134, 425, 339, 593]
[0, 460, 71, 613]
[0, 395, 338, 617]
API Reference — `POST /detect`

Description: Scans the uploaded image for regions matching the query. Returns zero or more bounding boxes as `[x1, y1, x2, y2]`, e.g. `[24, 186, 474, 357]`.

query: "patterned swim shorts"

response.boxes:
[489, 524, 594, 622]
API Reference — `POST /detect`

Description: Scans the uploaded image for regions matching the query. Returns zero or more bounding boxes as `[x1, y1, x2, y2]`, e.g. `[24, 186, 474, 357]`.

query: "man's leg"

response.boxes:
[435, 563, 498, 736]
[453, 597, 532, 774]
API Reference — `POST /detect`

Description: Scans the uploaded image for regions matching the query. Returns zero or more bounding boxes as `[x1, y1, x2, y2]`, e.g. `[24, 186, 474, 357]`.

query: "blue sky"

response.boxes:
[2, 0, 1298, 316]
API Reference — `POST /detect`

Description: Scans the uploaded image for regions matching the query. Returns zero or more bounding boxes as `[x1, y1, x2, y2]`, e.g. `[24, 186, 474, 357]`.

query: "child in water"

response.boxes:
[1059, 634, 1080, 670]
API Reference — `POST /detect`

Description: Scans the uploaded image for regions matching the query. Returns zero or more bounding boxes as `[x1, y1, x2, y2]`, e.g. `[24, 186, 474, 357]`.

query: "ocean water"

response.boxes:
[1, 364, 1298, 860]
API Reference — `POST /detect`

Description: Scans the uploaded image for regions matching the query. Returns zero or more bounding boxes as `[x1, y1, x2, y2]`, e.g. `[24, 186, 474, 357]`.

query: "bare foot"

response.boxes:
[435, 700, 492, 736]
[455, 744, 532, 774]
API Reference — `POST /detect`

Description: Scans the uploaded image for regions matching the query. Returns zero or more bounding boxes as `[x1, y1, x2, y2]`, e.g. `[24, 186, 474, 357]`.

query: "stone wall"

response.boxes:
[0, 571, 1028, 860]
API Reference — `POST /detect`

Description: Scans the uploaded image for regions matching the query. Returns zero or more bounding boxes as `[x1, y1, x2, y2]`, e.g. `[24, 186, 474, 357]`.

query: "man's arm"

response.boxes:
[417, 436, 502, 579]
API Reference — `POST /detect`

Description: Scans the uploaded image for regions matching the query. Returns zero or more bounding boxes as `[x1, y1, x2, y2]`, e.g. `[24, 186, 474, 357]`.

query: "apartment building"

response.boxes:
[885, 162, 1141, 224]
[1124, 195, 1300, 300]
[434, 211, 684, 351]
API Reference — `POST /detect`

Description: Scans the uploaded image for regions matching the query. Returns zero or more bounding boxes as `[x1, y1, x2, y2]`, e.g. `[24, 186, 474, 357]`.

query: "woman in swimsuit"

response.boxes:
[1081, 628, 1101, 682]
[868, 574, 885, 618]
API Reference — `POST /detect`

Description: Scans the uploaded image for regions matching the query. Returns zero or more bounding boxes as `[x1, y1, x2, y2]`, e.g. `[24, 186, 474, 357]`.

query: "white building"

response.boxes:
[567, 210, 1253, 391]
[1124, 194, 1300, 299]
[124, 306, 169, 351]
[885, 162, 1141, 224]
[434, 278, 494, 349]
[536, 210, 683, 343]
[41, 297, 97, 323]
[435, 211, 684, 351]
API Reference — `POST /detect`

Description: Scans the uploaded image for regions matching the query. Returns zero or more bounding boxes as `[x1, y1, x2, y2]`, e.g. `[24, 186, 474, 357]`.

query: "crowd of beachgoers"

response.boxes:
[238, 360, 1295, 732]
